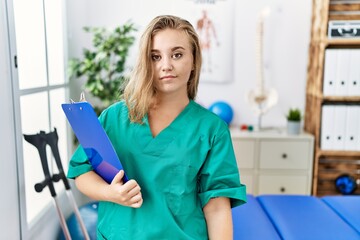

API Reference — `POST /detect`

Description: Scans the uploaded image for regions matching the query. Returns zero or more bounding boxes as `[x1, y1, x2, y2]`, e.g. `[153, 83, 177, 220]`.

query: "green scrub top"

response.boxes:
[68, 100, 246, 240]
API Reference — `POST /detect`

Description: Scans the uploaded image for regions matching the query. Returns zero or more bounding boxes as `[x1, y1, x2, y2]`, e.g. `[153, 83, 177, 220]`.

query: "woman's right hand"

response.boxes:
[107, 170, 143, 208]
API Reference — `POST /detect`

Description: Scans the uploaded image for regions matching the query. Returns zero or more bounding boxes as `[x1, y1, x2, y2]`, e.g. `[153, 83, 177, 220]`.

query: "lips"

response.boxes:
[160, 75, 176, 80]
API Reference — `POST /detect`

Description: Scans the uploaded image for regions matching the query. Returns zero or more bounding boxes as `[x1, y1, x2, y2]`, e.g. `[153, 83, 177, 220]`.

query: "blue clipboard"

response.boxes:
[62, 101, 128, 183]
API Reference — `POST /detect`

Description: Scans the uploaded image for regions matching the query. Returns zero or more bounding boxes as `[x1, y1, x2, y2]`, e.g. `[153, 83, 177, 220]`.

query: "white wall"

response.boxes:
[66, 0, 312, 129]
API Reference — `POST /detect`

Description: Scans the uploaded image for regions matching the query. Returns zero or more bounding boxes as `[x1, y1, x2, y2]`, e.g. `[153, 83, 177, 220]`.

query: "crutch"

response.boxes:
[24, 132, 72, 240]
[41, 128, 90, 240]
[23, 129, 89, 240]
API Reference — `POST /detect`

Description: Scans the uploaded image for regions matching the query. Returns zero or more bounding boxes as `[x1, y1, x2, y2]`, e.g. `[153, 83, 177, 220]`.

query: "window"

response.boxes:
[12, 0, 69, 227]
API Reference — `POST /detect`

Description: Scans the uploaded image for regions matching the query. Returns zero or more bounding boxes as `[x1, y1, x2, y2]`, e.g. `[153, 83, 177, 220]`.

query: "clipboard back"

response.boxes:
[62, 102, 127, 183]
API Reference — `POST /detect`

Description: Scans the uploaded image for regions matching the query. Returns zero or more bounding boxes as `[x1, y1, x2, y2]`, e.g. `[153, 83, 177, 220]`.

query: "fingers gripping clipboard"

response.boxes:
[62, 100, 128, 183]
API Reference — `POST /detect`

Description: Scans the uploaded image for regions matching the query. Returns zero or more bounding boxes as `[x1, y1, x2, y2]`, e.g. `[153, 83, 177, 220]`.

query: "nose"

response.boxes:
[161, 57, 173, 71]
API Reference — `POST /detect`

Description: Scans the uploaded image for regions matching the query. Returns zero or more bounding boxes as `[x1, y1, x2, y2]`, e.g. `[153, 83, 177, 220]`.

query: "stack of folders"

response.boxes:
[323, 49, 360, 96]
[321, 104, 360, 151]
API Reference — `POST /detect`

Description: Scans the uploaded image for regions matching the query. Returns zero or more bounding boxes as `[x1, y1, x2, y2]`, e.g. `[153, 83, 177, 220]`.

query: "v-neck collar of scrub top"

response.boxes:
[134, 100, 195, 156]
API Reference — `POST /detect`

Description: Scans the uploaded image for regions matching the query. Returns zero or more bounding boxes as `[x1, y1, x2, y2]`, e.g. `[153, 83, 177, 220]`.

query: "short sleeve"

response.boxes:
[67, 145, 93, 179]
[198, 128, 247, 208]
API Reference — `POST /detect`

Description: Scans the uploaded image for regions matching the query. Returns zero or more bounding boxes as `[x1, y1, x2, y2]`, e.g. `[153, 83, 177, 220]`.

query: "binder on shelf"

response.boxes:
[323, 49, 337, 96]
[328, 20, 360, 39]
[347, 49, 360, 96]
[344, 105, 359, 151]
[332, 105, 347, 151]
[334, 50, 350, 96]
[62, 100, 128, 184]
[321, 105, 335, 150]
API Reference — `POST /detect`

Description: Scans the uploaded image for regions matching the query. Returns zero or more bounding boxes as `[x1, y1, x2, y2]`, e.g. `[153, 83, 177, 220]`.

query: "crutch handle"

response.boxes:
[42, 129, 71, 190]
[34, 180, 47, 192]
[34, 177, 56, 197]
[52, 173, 61, 182]
[24, 133, 57, 197]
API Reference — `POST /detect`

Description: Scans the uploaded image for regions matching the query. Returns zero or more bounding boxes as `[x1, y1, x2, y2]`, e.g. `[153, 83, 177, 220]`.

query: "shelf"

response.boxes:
[329, 3, 360, 12]
[322, 96, 360, 102]
[325, 38, 360, 47]
[306, 94, 360, 103]
[319, 158, 360, 164]
[328, 14, 360, 21]
[317, 150, 360, 158]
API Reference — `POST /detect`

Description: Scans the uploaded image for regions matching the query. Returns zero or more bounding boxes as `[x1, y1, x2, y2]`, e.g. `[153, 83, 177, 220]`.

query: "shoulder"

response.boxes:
[100, 100, 127, 115]
[190, 101, 228, 127]
[189, 100, 230, 138]
[98, 100, 129, 123]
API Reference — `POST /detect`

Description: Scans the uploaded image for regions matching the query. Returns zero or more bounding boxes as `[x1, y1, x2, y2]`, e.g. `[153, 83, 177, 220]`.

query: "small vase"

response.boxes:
[287, 121, 301, 135]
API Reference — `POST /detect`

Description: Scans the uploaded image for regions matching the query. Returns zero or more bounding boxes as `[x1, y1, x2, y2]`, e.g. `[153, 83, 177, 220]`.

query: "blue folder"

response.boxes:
[62, 102, 128, 183]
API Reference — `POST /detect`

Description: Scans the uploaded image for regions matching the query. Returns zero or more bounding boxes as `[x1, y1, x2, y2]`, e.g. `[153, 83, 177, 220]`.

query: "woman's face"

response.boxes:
[151, 28, 194, 98]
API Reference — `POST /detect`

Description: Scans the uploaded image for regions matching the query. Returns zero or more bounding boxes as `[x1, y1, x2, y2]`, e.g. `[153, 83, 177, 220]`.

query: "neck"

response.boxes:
[147, 93, 190, 138]
[152, 92, 190, 111]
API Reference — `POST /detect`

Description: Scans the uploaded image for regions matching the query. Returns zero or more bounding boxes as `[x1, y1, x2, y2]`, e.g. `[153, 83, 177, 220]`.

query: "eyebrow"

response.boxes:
[151, 46, 186, 52]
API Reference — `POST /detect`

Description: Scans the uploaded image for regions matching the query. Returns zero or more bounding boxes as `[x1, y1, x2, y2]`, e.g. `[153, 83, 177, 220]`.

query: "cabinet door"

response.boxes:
[239, 174, 254, 194]
[259, 140, 310, 170]
[232, 139, 255, 169]
[258, 175, 309, 195]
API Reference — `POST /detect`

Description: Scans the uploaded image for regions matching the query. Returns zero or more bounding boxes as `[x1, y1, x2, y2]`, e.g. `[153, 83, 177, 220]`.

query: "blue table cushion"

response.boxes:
[257, 195, 360, 240]
[322, 196, 360, 234]
[232, 194, 280, 240]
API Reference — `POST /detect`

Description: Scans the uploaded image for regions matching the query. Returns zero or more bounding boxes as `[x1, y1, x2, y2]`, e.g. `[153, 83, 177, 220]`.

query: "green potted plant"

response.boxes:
[286, 108, 302, 135]
[68, 22, 137, 115]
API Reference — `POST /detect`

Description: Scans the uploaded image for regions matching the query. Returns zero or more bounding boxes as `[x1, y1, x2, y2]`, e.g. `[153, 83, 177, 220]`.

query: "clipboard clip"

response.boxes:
[70, 92, 87, 104]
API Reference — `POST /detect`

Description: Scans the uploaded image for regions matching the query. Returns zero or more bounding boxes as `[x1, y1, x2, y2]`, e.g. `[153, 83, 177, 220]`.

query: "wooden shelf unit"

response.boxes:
[305, 0, 360, 196]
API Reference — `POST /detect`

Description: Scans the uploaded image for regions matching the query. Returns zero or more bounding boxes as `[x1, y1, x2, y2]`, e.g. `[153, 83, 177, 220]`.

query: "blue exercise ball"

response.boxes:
[58, 201, 98, 240]
[209, 101, 234, 125]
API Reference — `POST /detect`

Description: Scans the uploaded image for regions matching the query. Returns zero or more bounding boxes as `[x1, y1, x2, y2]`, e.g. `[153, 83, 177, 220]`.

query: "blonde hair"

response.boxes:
[123, 15, 202, 123]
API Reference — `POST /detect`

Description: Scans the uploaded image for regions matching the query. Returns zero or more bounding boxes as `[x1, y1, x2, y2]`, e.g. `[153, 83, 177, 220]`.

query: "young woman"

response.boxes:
[68, 15, 246, 239]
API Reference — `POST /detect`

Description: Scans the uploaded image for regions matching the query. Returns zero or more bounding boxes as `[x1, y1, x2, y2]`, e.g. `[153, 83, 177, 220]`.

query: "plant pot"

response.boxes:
[287, 121, 301, 135]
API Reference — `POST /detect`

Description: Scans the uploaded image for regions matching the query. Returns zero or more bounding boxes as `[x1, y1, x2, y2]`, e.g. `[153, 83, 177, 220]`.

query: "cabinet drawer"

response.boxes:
[258, 175, 308, 195]
[232, 139, 255, 168]
[259, 140, 310, 170]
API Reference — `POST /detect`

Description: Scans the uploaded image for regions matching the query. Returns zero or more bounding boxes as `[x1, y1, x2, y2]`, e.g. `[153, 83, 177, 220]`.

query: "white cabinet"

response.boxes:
[231, 129, 314, 195]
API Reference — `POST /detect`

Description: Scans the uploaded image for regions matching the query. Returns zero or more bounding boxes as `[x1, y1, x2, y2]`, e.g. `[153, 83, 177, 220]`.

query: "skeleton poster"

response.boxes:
[177, 0, 235, 83]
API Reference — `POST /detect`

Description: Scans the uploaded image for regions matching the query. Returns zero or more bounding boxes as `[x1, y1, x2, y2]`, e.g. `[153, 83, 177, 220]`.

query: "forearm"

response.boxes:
[74, 170, 143, 208]
[74, 171, 111, 201]
[204, 197, 233, 240]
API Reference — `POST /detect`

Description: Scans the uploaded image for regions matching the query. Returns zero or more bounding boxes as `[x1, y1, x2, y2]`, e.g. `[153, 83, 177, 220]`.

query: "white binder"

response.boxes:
[334, 50, 350, 96]
[323, 49, 337, 96]
[347, 49, 360, 96]
[321, 105, 335, 150]
[344, 105, 359, 151]
[332, 105, 347, 150]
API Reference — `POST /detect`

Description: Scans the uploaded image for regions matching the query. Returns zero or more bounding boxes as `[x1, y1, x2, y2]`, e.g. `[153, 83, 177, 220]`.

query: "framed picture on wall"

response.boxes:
[176, 0, 235, 83]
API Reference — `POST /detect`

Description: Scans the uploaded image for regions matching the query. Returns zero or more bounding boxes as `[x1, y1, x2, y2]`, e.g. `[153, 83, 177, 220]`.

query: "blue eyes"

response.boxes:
[151, 53, 183, 61]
